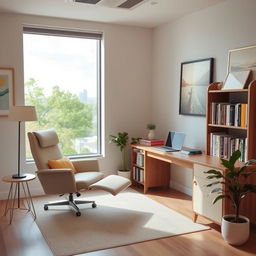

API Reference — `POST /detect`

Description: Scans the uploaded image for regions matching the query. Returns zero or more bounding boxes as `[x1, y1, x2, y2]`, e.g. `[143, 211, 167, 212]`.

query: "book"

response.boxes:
[139, 139, 164, 146]
[136, 153, 144, 167]
[180, 147, 202, 155]
[240, 103, 247, 128]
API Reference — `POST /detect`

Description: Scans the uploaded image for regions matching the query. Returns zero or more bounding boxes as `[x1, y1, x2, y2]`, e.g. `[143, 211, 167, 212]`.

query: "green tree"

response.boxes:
[25, 79, 95, 156]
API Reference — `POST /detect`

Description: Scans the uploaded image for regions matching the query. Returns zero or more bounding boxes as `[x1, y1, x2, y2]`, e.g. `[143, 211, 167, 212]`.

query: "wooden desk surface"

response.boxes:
[131, 144, 241, 170]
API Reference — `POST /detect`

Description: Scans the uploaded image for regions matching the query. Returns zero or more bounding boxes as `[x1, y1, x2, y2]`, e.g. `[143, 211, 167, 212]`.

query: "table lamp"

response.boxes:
[8, 106, 38, 179]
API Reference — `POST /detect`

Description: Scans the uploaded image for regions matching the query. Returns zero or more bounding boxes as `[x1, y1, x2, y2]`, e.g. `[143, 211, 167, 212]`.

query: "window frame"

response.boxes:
[23, 26, 104, 161]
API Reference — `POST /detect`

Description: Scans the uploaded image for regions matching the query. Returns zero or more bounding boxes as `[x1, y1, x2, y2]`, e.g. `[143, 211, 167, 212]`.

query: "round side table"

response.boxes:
[2, 173, 36, 224]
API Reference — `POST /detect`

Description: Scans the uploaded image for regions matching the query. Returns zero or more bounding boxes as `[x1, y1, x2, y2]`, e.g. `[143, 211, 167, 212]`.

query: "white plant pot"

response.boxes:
[221, 215, 250, 245]
[148, 130, 155, 140]
[117, 170, 131, 180]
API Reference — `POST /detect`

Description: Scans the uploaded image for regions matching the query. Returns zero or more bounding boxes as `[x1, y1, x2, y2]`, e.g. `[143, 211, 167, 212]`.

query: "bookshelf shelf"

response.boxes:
[208, 124, 247, 130]
[133, 180, 144, 185]
[133, 164, 144, 169]
[209, 89, 248, 93]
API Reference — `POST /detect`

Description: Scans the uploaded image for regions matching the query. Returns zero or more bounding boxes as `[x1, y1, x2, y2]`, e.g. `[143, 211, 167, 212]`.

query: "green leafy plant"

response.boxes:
[147, 123, 156, 130]
[131, 137, 141, 144]
[109, 132, 129, 171]
[205, 150, 256, 223]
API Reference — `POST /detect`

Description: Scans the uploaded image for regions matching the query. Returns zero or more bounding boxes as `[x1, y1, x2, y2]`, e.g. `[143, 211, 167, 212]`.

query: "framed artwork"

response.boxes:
[228, 45, 256, 80]
[222, 70, 251, 90]
[0, 68, 15, 117]
[179, 58, 213, 116]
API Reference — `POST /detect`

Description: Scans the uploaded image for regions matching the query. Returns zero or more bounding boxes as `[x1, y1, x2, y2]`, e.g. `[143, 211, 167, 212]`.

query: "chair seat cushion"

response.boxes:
[89, 175, 131, 195]
[75, 171, 104, 190]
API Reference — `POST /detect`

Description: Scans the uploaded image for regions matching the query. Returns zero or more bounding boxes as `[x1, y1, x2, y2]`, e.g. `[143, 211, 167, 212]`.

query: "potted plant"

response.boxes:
[147, 123, 156, 140]
[109, 132, 131, 179]
[205, 150, 256, 245]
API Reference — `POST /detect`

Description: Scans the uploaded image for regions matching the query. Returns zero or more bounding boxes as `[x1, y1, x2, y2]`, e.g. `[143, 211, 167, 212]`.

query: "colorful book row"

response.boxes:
[211, 102, 247, 127]
[210, 132, 247, 162]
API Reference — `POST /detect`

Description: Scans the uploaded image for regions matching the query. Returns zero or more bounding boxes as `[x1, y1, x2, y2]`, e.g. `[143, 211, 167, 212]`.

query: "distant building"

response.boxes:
[79, 89, 96, 104]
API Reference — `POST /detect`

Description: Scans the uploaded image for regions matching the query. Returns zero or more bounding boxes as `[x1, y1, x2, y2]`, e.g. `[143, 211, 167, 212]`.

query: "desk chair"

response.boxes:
[28, 129, 131, 216]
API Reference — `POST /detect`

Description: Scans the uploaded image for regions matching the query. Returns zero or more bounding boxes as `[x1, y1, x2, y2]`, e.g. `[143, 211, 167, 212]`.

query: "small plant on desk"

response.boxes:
[146, 123, 156, 140]
[146, 123, 156, 130]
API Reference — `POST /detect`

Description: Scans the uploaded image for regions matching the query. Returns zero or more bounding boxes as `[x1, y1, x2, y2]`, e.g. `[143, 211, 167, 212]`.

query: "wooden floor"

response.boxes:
[0, 185, 256, 256]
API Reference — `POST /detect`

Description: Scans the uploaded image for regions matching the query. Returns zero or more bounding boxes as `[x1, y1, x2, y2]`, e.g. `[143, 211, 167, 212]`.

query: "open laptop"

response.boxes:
[153, 131, 186, 152]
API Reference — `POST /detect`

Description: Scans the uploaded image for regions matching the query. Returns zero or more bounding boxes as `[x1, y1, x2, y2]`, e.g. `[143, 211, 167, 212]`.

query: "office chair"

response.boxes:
[28, 129, 131, 216]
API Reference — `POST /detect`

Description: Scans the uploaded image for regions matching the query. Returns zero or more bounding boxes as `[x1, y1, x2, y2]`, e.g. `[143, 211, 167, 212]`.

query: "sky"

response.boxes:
[23, 33, 98, 98]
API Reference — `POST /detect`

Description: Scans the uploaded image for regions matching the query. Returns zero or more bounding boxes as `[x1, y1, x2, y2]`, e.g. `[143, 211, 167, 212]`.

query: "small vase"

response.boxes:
[148, 130, 155, 140]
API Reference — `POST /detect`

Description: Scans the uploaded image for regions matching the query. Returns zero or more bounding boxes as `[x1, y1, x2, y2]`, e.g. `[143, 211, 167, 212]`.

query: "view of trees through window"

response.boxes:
[23, 29, 102, 159]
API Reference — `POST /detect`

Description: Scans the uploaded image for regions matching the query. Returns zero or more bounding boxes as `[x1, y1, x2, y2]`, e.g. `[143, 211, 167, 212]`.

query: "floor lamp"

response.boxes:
[8, 106, 37, 207]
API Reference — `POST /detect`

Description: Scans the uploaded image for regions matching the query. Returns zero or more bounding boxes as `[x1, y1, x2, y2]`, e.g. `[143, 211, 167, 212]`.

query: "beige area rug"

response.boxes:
[34, 188, 209, 256]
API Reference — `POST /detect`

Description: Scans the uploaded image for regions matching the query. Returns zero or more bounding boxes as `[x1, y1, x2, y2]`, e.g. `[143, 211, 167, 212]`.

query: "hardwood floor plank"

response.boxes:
[0, 186, 255, 256]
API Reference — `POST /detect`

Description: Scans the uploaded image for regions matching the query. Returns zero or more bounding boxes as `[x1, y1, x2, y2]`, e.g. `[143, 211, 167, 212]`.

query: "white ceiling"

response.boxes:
[0, 0, 225, 28]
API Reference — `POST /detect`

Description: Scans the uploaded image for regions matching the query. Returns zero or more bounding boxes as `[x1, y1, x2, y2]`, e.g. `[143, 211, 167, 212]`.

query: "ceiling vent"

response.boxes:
[73, 0, 148, 9]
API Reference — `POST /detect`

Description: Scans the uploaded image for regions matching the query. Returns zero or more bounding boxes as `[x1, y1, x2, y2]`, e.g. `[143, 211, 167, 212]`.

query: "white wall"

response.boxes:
[0, 14, 152, 198]
[152, 0, 256, 195]
[2, 0, 256, 199]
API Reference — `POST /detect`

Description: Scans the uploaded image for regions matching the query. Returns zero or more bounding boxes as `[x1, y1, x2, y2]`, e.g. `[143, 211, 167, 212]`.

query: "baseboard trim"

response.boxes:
[170, 180, 192, 196]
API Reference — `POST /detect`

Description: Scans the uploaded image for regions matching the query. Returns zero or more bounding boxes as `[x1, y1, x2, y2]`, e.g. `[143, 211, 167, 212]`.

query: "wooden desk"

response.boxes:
[131, 144, 226, 190]
[131, 145, 255, 224]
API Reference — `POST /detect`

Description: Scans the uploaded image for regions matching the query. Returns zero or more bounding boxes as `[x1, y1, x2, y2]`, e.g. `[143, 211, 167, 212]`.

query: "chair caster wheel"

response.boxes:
[92, 203, 97, 208]
[44, 205, 48, 211]
[76, 212, 81, 217]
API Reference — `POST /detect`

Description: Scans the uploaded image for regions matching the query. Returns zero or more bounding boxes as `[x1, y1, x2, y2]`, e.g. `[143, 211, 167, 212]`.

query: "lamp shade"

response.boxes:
[8, 106, 38, 121]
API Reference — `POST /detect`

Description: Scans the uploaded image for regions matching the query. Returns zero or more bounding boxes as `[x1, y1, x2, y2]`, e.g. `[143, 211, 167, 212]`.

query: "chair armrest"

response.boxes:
[37, 169, 77, 194]
[72, 159, 99, 173]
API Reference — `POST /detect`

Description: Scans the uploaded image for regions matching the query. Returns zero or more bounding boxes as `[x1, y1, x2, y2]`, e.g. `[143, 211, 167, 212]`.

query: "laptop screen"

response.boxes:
[166, 131, 185, 150]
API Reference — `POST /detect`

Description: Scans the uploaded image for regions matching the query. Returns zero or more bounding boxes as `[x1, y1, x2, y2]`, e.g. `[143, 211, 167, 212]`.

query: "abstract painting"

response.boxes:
[179, 58, 213, 116]
[0, 68, 15, 117]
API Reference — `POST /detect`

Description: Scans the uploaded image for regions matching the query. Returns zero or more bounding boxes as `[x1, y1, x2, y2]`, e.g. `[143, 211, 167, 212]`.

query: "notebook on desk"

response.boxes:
[153, 131, 185, 152]
[180, 147, 202, 155]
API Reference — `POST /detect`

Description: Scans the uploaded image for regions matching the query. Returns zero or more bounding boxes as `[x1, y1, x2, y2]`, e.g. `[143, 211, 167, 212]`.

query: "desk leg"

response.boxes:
[193, 212, 198, 223]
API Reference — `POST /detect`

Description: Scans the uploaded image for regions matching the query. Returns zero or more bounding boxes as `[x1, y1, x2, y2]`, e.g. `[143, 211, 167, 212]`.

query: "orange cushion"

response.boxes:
[48, 157, 76, 174]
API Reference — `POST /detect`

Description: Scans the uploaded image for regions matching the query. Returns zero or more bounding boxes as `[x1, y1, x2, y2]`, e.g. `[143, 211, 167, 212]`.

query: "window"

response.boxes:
[23, 27, 103, 159]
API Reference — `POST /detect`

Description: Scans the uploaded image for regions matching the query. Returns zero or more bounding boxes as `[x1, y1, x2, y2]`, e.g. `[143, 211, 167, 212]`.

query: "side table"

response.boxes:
[2, 173, 36, 224]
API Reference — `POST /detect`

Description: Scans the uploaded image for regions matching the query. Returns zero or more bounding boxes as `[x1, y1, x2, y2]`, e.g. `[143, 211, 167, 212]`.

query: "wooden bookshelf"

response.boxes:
[131, 146, 170, 193]
[206, 80, 256, 222]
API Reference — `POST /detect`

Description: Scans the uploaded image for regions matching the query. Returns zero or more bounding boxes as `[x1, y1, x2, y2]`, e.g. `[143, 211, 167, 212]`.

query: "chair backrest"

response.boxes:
[27, 129, 63, 170]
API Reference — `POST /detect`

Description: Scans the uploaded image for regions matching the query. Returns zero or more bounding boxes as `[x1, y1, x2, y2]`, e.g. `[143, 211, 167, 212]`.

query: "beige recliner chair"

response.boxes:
[28, 129, 131, 216]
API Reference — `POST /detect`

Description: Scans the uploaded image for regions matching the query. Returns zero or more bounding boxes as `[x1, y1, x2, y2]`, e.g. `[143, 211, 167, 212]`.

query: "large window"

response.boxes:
[23, 27, 103, 159]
